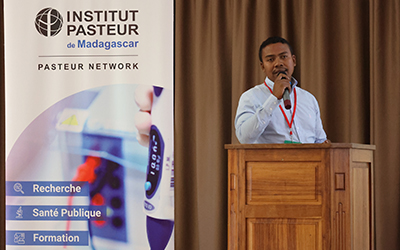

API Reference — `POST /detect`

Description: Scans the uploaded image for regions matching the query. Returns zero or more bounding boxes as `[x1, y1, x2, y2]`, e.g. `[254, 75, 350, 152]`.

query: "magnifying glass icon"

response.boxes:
[13, 183, 25, 194]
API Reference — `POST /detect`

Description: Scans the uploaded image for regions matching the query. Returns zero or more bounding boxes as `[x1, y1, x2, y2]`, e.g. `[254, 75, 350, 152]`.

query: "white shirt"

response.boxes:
[235, 76, 327, 144]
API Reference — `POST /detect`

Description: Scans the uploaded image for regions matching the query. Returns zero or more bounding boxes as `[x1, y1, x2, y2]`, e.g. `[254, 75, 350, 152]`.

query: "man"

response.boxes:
[235, 36, 328, 144]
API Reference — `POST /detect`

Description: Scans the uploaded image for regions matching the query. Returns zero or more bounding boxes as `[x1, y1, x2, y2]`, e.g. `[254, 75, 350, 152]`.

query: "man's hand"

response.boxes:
[273, 72, 291, 100]
[134, 85, 153, 147]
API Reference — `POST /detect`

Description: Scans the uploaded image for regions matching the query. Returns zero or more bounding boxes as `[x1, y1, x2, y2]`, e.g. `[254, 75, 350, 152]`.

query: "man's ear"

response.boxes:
[292, 54, 297, 67]
[260, 61, 265, 70]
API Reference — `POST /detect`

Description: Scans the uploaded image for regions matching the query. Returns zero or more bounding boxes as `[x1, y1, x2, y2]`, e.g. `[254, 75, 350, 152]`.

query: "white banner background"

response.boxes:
[5, 1, 173, 155]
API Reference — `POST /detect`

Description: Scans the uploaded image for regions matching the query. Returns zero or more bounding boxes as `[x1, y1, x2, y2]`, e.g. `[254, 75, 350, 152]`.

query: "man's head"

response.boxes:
[259, 36, 296, 82]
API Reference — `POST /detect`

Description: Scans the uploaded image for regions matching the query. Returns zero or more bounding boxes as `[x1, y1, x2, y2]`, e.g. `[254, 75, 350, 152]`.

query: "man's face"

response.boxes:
[260, 43, 296, 82]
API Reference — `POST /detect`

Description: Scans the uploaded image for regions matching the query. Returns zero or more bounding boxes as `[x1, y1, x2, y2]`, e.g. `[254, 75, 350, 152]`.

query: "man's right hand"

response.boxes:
[273, 72, 291, 99]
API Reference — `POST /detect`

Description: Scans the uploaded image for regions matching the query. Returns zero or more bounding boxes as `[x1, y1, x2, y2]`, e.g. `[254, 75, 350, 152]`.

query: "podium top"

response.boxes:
[224, 143, 376, 150]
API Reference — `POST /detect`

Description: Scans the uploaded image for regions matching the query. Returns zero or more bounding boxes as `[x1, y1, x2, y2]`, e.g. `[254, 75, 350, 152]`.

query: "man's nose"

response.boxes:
[274, 59, 284, 67]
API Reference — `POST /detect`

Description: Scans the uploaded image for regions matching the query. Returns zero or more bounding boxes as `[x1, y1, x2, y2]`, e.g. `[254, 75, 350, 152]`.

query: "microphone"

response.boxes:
[279, 71, 291, 110]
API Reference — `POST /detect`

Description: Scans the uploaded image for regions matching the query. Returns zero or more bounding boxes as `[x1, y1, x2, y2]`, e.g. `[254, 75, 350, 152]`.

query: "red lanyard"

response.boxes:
[265, 81, 297, 135]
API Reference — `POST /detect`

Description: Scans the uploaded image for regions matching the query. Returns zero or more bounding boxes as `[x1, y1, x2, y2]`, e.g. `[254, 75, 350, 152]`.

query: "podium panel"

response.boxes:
[247, 218, 321, 250]
[246, 162, 321, 204]
[226, 143, 375, 250]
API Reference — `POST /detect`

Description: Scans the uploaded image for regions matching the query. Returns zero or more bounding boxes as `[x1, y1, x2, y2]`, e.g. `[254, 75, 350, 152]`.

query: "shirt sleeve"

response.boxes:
[235, 91, 280, 144]
[313, 98, 327, 143]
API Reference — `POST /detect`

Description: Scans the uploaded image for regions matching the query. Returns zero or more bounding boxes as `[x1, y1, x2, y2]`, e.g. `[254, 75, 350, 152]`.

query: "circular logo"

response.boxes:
[35, 8, 63, 37]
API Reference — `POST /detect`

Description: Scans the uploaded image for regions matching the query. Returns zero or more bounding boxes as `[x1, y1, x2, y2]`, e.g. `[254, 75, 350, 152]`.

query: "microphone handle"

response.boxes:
[283, 88, 291, 109]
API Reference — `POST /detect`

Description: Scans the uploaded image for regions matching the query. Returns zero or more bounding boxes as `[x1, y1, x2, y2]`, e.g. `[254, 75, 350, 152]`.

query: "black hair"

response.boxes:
[258, 36, 294, 62]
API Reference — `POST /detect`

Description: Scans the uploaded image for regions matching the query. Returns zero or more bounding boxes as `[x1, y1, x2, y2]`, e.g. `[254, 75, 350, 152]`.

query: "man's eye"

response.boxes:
[281, 55, 288, 59]
[267, 58, 274, 62]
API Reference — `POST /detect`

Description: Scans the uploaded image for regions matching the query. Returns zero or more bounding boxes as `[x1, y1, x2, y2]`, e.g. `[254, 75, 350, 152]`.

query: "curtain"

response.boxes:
[371, 1, 400, 249]
[175, 0, 400, 249]
[175, 1, 232, 249]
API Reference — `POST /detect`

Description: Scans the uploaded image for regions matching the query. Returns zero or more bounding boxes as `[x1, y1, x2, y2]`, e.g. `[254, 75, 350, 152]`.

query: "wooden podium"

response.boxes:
[226, 143, 375, 250]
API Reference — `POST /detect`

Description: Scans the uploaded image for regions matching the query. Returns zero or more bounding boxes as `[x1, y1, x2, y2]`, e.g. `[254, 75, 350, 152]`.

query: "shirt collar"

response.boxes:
[264, 76, 298, 92]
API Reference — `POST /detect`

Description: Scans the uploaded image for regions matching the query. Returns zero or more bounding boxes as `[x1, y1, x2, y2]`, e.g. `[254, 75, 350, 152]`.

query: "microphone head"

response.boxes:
[278, 71, 287, 80]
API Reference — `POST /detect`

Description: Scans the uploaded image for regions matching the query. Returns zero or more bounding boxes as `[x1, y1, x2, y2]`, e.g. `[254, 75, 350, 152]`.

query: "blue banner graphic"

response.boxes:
[6, 181, 89, 196]
[6, 231, 89, 246]
[6, 205, 106, 220]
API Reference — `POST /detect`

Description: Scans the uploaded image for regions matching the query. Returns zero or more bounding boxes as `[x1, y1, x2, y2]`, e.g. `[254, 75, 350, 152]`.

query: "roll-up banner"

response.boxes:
[4, 1, 174, 249]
